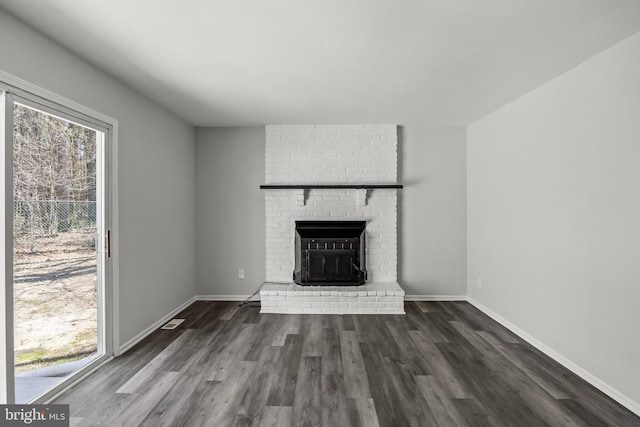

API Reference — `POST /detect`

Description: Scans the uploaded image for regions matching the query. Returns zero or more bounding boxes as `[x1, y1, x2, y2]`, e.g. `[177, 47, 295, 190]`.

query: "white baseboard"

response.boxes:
[467, 297, 640, 417]
[117, 296, 197, 355]
[404, 295, 466, 301]
[197, 295, 467, 302]
[196, 294, 254, 301]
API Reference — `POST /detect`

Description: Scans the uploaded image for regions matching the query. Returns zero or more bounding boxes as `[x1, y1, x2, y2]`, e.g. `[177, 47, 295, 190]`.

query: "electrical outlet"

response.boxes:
[476, 277, 482, 288]
[238, 269, 245, 279]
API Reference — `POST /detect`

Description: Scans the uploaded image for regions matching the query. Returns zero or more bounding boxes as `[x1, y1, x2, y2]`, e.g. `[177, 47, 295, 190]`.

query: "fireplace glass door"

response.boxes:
[306, 249, 356, 283]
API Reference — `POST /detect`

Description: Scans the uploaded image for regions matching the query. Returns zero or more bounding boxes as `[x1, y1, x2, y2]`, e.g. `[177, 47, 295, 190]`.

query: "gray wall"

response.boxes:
[400, 126, 467, 297]
[194, 126, 467, 298]
[468, 32, 640, 406]
[0, 9, 196, 348]
[195, 128, 265, 296]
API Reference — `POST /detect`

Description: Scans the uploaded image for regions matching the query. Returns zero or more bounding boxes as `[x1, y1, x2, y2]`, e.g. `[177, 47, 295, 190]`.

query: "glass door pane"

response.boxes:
[12, 102, 104, 403]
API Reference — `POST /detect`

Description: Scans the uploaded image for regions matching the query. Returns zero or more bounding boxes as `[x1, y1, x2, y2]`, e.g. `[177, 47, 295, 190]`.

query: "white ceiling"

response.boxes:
[2, 0, 640, 127]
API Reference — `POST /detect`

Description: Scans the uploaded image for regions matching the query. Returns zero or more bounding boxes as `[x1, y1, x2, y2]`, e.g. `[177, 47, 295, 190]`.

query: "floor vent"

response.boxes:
[161, 318, 185, 330]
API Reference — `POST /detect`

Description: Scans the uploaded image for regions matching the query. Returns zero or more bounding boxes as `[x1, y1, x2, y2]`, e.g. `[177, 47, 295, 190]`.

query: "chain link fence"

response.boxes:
[14, 200, 96, 249]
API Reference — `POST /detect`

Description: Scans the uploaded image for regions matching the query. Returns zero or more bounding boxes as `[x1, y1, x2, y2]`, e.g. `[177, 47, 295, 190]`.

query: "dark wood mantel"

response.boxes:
[260, 184, 403, 190]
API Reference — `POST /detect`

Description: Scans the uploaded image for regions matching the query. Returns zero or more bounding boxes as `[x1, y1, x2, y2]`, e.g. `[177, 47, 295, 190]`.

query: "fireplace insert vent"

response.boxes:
[294, 221, 366, 286]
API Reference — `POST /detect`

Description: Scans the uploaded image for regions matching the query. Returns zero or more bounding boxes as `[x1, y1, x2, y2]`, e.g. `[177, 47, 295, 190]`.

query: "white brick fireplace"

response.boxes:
[261, 124, 404, 314]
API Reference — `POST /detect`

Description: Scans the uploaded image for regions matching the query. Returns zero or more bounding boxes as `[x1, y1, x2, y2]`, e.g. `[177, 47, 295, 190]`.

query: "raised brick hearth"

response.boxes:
[260, 282, 405, 314]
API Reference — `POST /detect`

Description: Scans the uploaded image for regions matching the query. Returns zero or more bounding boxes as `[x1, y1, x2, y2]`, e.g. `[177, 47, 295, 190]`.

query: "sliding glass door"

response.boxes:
[1, 79, 114, 404]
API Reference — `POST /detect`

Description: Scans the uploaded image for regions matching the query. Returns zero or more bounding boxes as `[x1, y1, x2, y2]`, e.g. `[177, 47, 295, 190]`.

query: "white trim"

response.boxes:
[1, 69, 120, 363]
[0, 90, 15, 403]
[467, 297, 640, 417]
[404, 295, 467, 301]
[108, 123, 119, 356]
[0, 71, 115, 126]
[195, 294, 467, 302]
[196, 295, 254, 301]
[117, 296, 196, 356]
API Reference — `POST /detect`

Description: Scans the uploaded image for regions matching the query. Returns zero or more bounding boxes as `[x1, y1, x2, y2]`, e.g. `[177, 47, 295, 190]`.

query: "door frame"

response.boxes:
[0, 71, 119, 403]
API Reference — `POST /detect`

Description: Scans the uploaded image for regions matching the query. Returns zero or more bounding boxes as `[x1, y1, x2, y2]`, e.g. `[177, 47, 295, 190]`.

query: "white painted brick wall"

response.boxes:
[266, 124, 397, 184]
[265, 125, 398, 283]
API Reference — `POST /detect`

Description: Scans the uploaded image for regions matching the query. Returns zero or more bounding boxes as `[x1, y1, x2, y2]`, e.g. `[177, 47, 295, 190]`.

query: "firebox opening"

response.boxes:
[294, 221, 367, 286]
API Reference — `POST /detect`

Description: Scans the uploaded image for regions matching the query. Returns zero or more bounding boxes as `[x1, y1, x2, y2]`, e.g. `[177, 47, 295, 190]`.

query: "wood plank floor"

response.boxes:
[54, 301, 640, 426]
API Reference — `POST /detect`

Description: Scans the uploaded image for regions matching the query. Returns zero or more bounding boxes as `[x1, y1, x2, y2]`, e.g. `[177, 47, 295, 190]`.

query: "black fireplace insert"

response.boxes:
[294, 221, 366, 286]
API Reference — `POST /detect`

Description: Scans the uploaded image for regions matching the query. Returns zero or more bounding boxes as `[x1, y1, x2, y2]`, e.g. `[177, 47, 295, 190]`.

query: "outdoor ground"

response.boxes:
[13, 231, 98, 373]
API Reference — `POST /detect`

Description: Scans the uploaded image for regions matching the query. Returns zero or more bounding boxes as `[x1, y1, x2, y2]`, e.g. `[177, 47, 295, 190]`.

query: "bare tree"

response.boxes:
[13, 104, 97, 251]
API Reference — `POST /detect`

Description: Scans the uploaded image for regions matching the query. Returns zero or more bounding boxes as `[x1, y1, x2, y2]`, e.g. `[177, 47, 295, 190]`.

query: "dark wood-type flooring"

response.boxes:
[55, 301, 640, 426]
